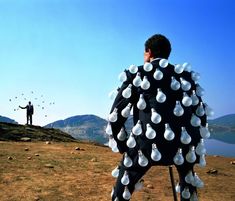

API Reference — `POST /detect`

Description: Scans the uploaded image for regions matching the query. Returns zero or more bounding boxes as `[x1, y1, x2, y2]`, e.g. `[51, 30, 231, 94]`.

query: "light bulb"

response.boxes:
[114, 197, 119, 201]
[204, 103, 214, 117]
[151, 108, 162, 124]
[108, 89, 118, 100]
[123, 153, 133, 167]
[137, 94, 147, 110]
[186, 146, 197, 163]
[118, 71, 127, 82]
[190, 191, 199, 201]
[105, 122, 112, 135]
[117, 127, 127, 141]
[190, 114, 201, 127]
[196, 139, 206, 155]
[173, 101, 184, 116]
[134, 179, 144, 191]
[191, 71, 200, 82]
[138, 150, 149, 167]
[174, 64, 184, 74]
[182, 92, 192, 107]
[159, 59, 168, 68]
[122, 186, 131, 200]
[175, 182, 180, 193]
[173, 148, 184, 165]
[143, 62, 153, 72]
[180, 77, 191, 91]
[133, 72, 142, 87]
[108, 136, 117, 149]
[180, 127, 192, 144]
[111, 166, 119, 178]
[156, 88, 166, 103]
[182, 62, 191, 72]
[121, 171, 130, 185]
[196, 84, 205, 97]
[141, 76, 150, 90]
[129, 64, 138, 74]
[109, 108, 118, 122]
[196, 102, 205, 116]
[164, 123, 175, 141]
[126, 133, 136, 148]
[122, 84, 132, 99]
[151, 143, 162, 161]
[171, 76, 180, 90]
[193, 173, 204, 188]
[185, 170, 194, 184]
[121, 103, 132, 118]
[112, 146, 119, 153]
[132, 120, 142, 135]
[199, 123, 210, 139]
[145, 124, 156, 139]
[191, 90, 199, 106]
[153, 68, 163, 80]
[198, 154, 206, 167]
[182, 186, 191, 199]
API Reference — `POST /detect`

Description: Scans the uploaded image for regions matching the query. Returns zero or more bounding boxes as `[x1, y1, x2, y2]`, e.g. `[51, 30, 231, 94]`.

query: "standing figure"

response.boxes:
[19, 101, 34, 125]
[107, 34, 213, 201]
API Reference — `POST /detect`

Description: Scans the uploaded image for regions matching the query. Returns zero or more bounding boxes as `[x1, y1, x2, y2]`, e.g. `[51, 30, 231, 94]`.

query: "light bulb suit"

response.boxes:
[107, 59, 212, 201]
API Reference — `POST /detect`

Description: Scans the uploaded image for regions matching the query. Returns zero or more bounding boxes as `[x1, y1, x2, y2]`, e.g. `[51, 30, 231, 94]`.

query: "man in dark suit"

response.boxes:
[107, 34, 212, 201]
[19, 101, 34, 125]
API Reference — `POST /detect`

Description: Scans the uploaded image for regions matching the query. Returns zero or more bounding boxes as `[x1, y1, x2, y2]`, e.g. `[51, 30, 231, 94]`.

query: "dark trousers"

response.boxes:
[27, 114, 33, 125]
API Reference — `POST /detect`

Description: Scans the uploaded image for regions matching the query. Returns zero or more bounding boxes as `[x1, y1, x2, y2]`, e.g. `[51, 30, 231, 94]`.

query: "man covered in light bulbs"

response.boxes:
[106, 34, 213, 201]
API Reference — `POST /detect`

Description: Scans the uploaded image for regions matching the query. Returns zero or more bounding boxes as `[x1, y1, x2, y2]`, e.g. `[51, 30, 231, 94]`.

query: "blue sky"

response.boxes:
[0, 0, 235, 126]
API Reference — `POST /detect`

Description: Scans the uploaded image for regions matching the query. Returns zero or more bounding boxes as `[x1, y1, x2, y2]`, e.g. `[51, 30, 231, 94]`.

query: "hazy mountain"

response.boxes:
[0, 115, 18, 124]
[45, 115, 108, 144]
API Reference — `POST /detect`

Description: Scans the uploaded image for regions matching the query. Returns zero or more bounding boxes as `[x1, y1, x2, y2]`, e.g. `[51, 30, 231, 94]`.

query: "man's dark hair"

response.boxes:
[145, 34, 171, 59]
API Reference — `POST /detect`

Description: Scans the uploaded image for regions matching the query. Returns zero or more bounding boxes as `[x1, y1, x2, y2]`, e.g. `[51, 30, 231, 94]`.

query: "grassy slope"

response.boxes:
[0, 141, 234, 201]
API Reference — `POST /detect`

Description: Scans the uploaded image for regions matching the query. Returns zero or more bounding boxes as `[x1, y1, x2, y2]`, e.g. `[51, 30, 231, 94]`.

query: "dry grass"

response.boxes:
[0, 141, 234, 201]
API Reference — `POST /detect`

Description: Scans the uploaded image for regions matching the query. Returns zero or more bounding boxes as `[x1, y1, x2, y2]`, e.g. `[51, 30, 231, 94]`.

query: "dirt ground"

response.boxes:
[0, 141, 234, 201]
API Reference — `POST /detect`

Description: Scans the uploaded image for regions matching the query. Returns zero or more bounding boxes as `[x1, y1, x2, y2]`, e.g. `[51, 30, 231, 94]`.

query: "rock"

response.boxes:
[45, 141, 51, 144]
[44, 164, 54, 168]
[147, 184, 154, 189]
[27, 156, 32, 160]
[230, 161, 235, 165]
[35, 153, 40, 156]
[207, 169, 218, 175]
[20, 137, 31, 142]
[75, 147, 80, 150]
[8, 156, 13, 160]
[91, 157, 97, 162]
[25, 148, 29, 151]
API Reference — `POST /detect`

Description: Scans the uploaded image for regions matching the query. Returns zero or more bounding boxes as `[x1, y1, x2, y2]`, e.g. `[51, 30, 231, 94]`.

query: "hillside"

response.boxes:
[0, 141, 234, 201]
[0, 122, 76, 142]
[45, 115, 108, 144]
[0, 115, 18, 124]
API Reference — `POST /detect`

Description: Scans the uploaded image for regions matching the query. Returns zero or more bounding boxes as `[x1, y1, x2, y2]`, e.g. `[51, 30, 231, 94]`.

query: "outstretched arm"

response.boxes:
[19, 105, 27, 109]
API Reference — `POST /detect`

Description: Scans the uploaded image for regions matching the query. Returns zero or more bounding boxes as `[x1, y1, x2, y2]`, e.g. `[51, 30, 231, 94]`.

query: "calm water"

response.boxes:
[205, 139, 235, 157]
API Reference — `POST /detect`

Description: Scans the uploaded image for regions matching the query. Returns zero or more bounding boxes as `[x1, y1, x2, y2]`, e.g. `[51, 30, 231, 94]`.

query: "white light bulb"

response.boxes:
[117, 127, 127, 141]
[173, 148, 184, 165]
[193, 173, 204, 188]
[133, 72, 142, 87]
[151, 143, 162, 161]
[186, 146, 197, 163]
[191, 90, 199, 106]
[196, 102, 205, 116]
[198, 154, 206, 167]
[180, 77, 191, 91]
[123, 153, 133, 167]
[132, 120, 142, 135]
[174, 64, 184, 74]
[145, 124, 156, 139]
[196, 84, 205, 97]
[122, 84, 132, 99]
[199, 123, 210, 139]
[143, 62, 153, 72]
[164, 123, 175, 141]
[121, 103, 132, 118]
[151, 108, 162, 124]
[141, 76, 150, 90]
[112, 146, 119, 153]
[173, 101, 184, 116]
[190, 191, 199, 201]
[190, 114, 201, 127]
[185, 170, 194, 184]
[134, 179, 144, 191]
[121, 171, 130, 185]
[180, 127, 192, 144]
[156, 88, 166, 103]
[196, 139, 206, 155]
[138, 150, 149, 167]
[159, 59, 168, 68]
[118, 71, 127, 82]
[182, 186, 191, 199]
[108, 89, 118, 100]
[129, 64, 138, 74]
[171, 76, 180, 90]
[204, 103, 214, 117]
[105, 122, 112, 135]
[175, 183, 181, 193]
[182, 62, 191, 72]
[111, 166, 119, 178]
[109, 108, 118, 122]
[122, 186, 131, 200]
[191, 71, 200, 82]
[108, 136, 117, 149]
[182, 92, 192, 107]
[153, 69, 163, 80]
[126, 133, 136, 148]
[137, 94, 147, 110]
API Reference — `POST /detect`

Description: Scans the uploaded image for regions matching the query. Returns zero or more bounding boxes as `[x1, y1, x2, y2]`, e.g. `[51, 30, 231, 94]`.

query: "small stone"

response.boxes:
[8, 156, 13, 160]
[91, 157, 97, 162]
[27, 156, 32, 160]
[230, 161, 235, 165]
[20, 137, 31, 142]
[44, 164, 54, 168]
[35, 154, 40, 156]
[25, 148, 29, 151]
[206, 169, 218, 175]
[75, 147, 80, 150]
[45, 141, 51, 144]
[147, 184, 154, 189]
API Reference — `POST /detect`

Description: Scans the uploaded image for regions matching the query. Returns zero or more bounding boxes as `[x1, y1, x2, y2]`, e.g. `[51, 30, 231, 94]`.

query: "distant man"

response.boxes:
[19, 101, 34, 125]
